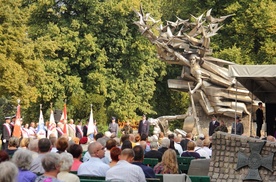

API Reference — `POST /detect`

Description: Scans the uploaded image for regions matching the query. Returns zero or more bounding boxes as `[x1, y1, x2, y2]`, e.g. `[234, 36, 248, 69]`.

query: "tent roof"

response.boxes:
[229, 65, 276, 103]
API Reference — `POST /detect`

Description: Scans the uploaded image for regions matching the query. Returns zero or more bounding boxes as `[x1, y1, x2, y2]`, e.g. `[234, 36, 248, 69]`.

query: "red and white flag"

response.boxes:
[13, 100, 22, 138]
[87, 105, 96, 136]
[60, 103, 68, 134]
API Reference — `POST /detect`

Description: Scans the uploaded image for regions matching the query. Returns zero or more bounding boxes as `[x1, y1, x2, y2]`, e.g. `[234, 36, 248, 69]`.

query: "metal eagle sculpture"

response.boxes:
[134, 6, 252, 134]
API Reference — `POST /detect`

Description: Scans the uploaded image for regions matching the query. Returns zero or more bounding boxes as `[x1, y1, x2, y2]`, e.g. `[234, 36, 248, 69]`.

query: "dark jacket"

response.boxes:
[132, 162, 156, 178]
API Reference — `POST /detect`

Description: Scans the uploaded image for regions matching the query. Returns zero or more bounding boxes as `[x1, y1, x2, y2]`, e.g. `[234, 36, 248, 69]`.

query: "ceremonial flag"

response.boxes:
[12, 100, 21, 138]
[47, 109, 57, 138]
[60, 103, 67, 134]
[87, 104, 96, 137]
[37, 107, 46, 138]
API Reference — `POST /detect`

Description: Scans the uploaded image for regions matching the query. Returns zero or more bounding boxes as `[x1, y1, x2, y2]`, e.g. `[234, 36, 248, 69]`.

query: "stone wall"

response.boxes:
[209, 132, 276, 182]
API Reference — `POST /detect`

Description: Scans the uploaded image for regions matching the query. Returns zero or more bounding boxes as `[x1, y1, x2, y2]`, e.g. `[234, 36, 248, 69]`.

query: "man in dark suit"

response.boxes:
[75, 120, 83, 139]
[209, 115, 220, 136]
[82, 120, 89, 137]
[256, 102, 264, 137]
[2, 117, 12, 150]
[138, 114, 150, 136]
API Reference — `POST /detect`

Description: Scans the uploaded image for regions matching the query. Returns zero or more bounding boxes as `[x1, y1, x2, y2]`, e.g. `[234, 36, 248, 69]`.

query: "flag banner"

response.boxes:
[87, 105, 96, 137]
[47, 109, 57, 138]
[37, 108, 46, 138]
[13, 103, 21, 138]
[60, 103, 68, 134]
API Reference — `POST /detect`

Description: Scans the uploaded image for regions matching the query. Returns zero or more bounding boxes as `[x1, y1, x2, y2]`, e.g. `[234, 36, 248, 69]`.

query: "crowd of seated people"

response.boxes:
[0, 129, 221, 181]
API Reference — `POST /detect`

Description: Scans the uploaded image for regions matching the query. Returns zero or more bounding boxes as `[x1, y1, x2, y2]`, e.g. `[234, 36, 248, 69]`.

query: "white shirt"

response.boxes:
[203, 146, 212, 157]
[174, 142, 183, 156]
[194, 147, 210, 159]
[58, 171, 80, 182]
[78, 157, 110, 176]
[106, 160, 146, 182]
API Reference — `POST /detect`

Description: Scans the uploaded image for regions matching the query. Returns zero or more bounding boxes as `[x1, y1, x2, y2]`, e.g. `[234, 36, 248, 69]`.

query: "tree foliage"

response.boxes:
[0, 0, 275, 132]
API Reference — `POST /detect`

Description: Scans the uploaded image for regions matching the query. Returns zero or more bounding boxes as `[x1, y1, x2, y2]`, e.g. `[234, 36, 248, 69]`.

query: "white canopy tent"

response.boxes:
[229, 65, 276, 103]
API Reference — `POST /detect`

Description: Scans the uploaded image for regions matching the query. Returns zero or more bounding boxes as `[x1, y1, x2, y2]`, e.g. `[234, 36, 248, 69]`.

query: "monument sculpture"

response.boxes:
[134, 6, 253, 134]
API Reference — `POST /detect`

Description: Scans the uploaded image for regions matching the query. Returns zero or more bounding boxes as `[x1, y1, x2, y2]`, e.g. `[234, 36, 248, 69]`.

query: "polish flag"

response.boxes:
[13, 101, 22, 138]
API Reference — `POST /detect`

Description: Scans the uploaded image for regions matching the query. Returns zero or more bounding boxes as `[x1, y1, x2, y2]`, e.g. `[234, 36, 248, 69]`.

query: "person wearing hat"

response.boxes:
[108, 117, 119, 137]
[208, 115, 220, 136]
[231, 116, 244, 135]
[255, 102, 264, 137]
[2, 117, 12, 150]
[138, 114, 150, 136]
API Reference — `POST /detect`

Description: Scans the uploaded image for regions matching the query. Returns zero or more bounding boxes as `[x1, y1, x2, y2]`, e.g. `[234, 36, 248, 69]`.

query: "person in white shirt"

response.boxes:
[202, 139, 212, 157]
[106, 148, 146, 182]
[174, 135, 183, 156]
[194, 139, 210, 159]
[78, 142, 110, 176]
[29, 122, 37, 139]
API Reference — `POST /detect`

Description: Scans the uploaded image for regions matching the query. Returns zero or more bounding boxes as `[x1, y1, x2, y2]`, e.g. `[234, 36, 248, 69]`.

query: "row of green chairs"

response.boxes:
[78, 176, 105, 182]
[143, 156, 195, 173]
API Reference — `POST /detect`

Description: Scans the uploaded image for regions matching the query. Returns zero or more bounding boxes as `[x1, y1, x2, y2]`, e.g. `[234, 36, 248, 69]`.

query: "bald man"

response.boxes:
[78, 142, 110, 176]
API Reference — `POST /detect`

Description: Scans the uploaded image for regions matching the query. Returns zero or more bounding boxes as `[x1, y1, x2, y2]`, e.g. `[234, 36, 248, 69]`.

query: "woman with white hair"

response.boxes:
[35, 153, 62, 182]
[12, 149, 37, 182]
[0, 161, 18, 182]
[57, 153, 79, 182]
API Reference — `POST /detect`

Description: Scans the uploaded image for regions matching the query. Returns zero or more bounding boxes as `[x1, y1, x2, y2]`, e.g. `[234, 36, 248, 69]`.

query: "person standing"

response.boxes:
[68, 119, 76, 139]
[231, 116, 244, 135]
[108, 117, 119, 137]
[121, 121, 133, 135]
[82, 120, 89, 137]
[256, 102, 264, 137]
[138, 114, 150, 137]
[2, 117, 12, 150]
[75, 120, 83, 139]
[209, 115, 220, 136]
[214, 120, 228, 133]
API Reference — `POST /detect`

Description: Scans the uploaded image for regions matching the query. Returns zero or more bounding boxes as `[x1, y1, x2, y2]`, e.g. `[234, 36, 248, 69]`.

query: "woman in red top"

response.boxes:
[68, 144, 83, 171]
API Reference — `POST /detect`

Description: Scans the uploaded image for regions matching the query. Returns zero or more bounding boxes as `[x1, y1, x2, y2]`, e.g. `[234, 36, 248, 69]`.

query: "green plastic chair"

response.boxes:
[155, 174, 163, 182]
[189, 175, 211, 182]
[177, 156, 195, 174]
[143, 158, 159, 168]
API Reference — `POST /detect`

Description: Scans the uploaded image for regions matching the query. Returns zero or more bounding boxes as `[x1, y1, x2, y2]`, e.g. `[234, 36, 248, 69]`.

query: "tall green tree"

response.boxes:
[0, 0, 44, 120]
